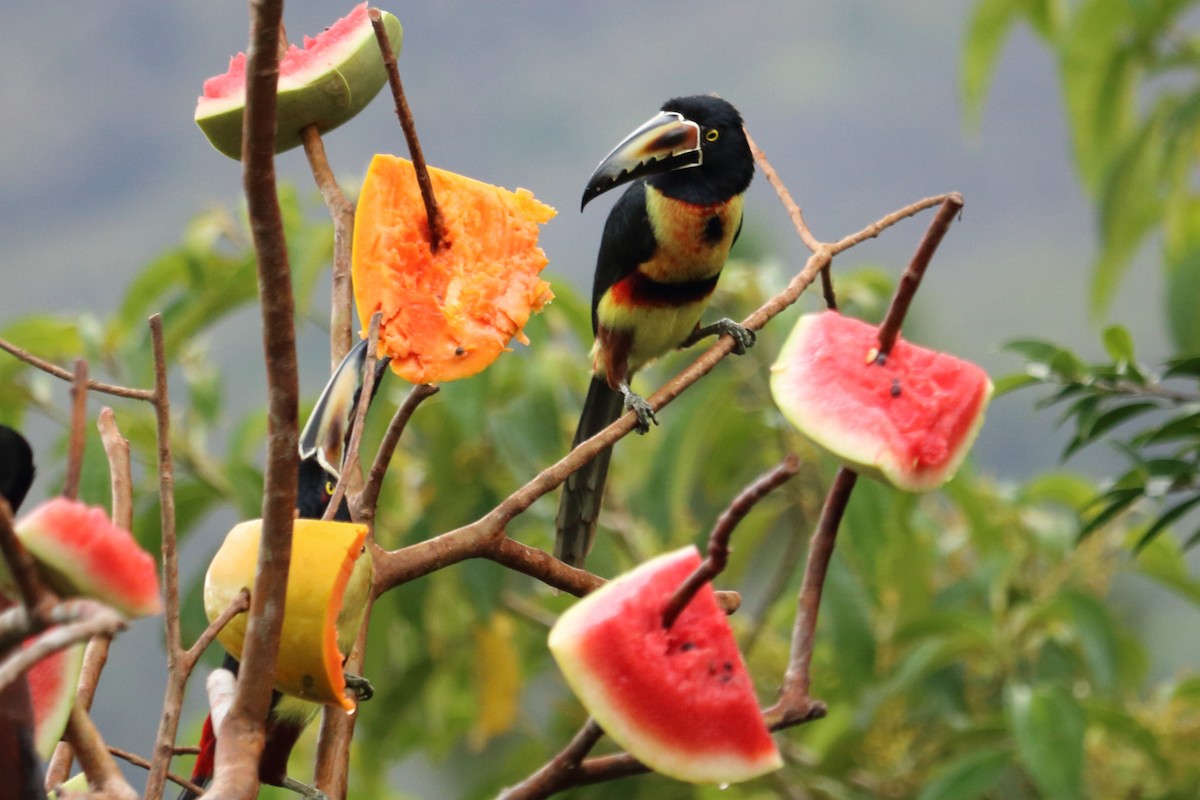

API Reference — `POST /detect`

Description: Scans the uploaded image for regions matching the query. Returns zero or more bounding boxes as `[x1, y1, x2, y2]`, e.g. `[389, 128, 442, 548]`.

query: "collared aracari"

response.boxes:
[554, 95, 756, 568]
[181, 338, 386, 800]
[0, 425, 49, 800]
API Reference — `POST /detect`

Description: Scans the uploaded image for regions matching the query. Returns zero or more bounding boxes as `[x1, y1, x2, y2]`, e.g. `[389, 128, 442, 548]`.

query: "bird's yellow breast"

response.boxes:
[593, 186, 743, 374]
[640, 186, 743, 283]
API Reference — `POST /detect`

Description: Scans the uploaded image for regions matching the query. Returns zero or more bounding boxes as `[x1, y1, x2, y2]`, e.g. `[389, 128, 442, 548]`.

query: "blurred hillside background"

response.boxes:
[1, 1, 1195, 797]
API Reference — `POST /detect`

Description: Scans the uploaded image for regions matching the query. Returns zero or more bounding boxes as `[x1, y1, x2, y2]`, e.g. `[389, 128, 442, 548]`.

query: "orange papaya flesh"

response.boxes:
[352, 154, 556, 384]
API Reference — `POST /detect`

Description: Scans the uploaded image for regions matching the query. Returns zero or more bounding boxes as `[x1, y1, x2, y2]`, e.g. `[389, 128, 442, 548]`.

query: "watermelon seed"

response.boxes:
[680, 642, 696, 651]
[890, 379, 901, 398]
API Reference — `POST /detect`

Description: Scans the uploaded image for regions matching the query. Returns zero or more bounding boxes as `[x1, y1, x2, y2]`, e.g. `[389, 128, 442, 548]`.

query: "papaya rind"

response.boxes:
[195, 8, 402, 160]
[203, 518, 371, 710]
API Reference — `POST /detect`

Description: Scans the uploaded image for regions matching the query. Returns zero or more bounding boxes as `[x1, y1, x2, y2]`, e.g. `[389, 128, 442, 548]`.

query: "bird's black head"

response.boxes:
[581, 95, 754, 209]
[0, 425, 35, 513]
[296, 456, 349, 522]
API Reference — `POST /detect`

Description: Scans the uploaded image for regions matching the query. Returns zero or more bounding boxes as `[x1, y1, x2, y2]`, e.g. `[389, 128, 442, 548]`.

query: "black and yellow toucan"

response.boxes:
[182, 338, 386, 800]
[554, 95, 756, 568]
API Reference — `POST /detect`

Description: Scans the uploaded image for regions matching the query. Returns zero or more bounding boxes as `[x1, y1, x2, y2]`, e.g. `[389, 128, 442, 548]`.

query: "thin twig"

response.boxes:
[768, 467, 857, 724]
[46, 409, 127, 793]
[62, 359, 89, 500]
[746, 132, 822, 253]
[300, 125, 357, 366]
[64, 704, 138, 800]
[0, 602, 126, 692]
[369, 8, 445, 252]
[875, 194, 963, 358]
[106, 744, 206, 796]
[356, 382, 440, 524]
[323, 314, 381, 523]
[497, 719, 604, 800]
[182, 589, 251, 666]
[0, 338, 152, 401]
[145, 313, 185, 800]
[0, 499, 52, 624]
[662, 455, 800, 628]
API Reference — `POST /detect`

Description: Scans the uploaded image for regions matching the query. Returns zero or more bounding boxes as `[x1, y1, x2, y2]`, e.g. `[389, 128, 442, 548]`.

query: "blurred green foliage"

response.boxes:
[962, 0, 1200, 337]
[3, 185, 1199, 798]
[964, 0, 1200, 556]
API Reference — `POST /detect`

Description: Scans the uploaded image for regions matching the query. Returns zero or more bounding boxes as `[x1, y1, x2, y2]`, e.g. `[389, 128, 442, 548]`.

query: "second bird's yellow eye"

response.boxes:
[705, 128, 720, 142]
[325, 479, 337, 496]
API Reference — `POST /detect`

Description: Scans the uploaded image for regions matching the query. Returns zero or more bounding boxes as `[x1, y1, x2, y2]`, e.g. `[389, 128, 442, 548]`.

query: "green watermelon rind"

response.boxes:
[549, 546, 782, 785]
[770, 311, 994, 492]
[27, 641, 85, 760]
[15, 497, 163, 619]
[194, 7, 403, 159]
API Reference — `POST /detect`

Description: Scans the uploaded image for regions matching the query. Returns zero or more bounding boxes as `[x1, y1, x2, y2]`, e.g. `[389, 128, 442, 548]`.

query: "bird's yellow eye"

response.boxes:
[705, 128, 720, 142]
[325, 479, 337, 496]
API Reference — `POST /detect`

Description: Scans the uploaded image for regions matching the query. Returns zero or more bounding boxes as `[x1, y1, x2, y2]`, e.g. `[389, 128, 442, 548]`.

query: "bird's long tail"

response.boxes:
[554, 377, 625, 568]
[175, 713, 214, 800]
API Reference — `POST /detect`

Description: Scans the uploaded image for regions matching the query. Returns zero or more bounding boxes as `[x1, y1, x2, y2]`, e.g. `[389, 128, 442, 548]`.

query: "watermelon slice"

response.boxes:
[548, 546, 781, 784]
[195, 3, 403, 159]
[770, 310, 993, 492]
[14, 497, 162, 619]
[25, 641, 85, 759]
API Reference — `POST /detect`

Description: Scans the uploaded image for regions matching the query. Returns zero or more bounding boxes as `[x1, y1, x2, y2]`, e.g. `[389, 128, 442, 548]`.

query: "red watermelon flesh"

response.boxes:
[15, 497, 162, 619]
[770, 311, 992, 492]
[549, 546, 781, 784]
[195, 3, 403, 159]
[25, 640, 84, 759]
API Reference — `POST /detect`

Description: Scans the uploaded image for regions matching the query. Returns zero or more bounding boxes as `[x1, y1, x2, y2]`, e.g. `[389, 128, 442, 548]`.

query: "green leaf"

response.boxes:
[1005, 683, 1086, 800]
[991, 372, 1041, 396]
[1134, 493, 1200, 551]
[1101, 324, 1135, 363]
[1163, 355, 1200, 379]
[1131, 411, 1200, 447]
[1059, 0, 1135, 192]
[1165, 236, 1200, 352]
[1053, 590, 1122, 694]
[916, 747, 1012, 800]
[1091, 114, 1164, 315]
[1021, 471, 1099, 510]
[1079, 486, 1142, 538]
[961, 0, 1023, 133]
[1069, 400, 1161, 456]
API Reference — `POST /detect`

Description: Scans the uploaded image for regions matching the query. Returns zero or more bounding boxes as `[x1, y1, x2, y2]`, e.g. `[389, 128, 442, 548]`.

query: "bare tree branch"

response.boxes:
[62, 359, 89, 500]
[0, 337, 152, 401]
[300, 124, 357, 367]
[370, 8, 445, 253]
[207, 0, 300, 795]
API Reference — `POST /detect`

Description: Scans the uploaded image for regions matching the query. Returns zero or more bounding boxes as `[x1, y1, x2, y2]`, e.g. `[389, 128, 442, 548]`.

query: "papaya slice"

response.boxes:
[352, 154, 556, 383]
[203, 518, 374, 710]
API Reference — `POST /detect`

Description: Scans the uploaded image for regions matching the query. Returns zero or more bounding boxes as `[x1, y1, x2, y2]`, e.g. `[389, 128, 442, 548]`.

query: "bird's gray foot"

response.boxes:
[620, 389, 658, 434]
[685, 318, 756, 354]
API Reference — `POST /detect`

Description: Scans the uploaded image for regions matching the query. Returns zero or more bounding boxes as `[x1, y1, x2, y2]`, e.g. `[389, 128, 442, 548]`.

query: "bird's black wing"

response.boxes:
[590, 181, 658, 335]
